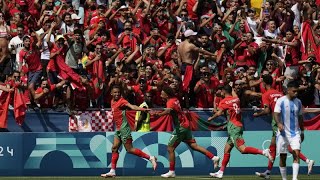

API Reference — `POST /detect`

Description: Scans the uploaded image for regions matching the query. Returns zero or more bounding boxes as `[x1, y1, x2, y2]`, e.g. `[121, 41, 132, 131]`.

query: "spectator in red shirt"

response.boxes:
[194, 68, 216, 108]
[34, 78, 65, 108]
[18, 33, 42, 99]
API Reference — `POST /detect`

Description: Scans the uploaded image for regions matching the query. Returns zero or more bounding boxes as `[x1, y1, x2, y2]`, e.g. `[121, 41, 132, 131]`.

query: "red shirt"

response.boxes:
[132, 85, 152, 105]
[218, 96, 242, 127]
[261, 89, 283, 112]
[167, 97, 189, 129]
[246, 42, 259, 67]
[35, 85, 55, 108]
[154, 18, 169, 36]
[73, 88, 89, 110]
[195, 81, 215, 108]
[260, 68, 282, 93]
[285, 39, 300, 66]
[19, 48, 42, 72]
[111, 97, 129, 130]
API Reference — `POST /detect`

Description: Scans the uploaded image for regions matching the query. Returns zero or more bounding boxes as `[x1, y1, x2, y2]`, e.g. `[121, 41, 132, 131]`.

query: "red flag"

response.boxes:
[14, 88, 27, 126]
[0, 91, 11, 128]
[300, 21, 320, 63]
[92, 59, 105, 99]
[304, 114, 320, 130]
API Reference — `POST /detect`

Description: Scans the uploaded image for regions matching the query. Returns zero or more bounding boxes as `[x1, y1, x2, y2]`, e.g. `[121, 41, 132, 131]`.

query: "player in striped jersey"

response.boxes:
[274, 81, 304, 180]
[254, 75, 314, 179]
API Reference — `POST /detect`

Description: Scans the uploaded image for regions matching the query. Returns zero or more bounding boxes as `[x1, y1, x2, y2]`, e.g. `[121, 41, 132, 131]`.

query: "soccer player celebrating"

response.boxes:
[154, 87, 220, 178]
[274, 81, 304, 180]
[254, 75, 314, 179]
[101, 85, 157, 178]
[208, 85, 273, 178]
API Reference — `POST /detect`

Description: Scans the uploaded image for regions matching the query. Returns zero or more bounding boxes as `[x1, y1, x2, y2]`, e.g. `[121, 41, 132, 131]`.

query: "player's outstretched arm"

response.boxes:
[208, 109, 224, 122]
[253, 106, 270, 117]
[126, 103, 150, 112]
[154, 108, 172, 117]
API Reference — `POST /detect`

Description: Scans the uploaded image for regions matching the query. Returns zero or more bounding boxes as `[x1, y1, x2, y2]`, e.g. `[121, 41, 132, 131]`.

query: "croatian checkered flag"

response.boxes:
[69, 111, 114, 132]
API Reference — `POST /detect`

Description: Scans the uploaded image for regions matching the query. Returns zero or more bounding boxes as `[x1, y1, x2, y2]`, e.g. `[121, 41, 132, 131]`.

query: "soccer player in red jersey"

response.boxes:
[254, 75, 315, 179]
[155, 87, 220, 178]
[208, 85, 273, 178]
[101, 85, 157, 178]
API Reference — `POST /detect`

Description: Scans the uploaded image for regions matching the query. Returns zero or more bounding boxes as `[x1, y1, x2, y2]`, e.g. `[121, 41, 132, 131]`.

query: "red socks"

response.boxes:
[131, 149, 150, 160]
[205, 151, 214, 159]
[111, 152, 119, 169]
[169, 161, 175, 171]
[243, 147, 263, 154]
[220, 153, 230, 172]
[288, 146, 307, 162]
[267, 144, 276, 171]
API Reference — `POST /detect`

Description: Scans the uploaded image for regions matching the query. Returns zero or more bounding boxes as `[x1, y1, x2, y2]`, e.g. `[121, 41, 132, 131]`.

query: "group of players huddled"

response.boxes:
[100, 74, 314, 179]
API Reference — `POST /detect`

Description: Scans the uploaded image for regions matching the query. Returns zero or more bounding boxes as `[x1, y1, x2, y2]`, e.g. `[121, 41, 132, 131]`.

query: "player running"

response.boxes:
[273, 81, 305, 180]
[101, 85, 157, 178]
[254, 75, 314, 179]
[208, 85, 273, 179]
[155, 87, 220, 178]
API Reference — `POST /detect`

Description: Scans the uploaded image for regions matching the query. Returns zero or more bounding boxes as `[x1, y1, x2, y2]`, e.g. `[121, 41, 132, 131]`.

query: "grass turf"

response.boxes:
[0, 175, 319, 180]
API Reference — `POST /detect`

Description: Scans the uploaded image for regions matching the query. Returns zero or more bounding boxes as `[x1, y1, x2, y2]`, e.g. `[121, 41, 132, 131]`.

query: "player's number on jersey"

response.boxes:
[233, 103, 240, 114]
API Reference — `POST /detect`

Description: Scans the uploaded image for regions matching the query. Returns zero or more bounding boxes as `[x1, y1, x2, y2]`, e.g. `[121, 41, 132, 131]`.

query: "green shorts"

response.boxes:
[115, 125, 132, 144]
[271, 118, 278, 137]
[226, 122, 245, 148]
[168, 127, 196, 147]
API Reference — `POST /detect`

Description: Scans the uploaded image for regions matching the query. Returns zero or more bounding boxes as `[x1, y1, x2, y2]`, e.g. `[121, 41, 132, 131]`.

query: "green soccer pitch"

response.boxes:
[0, 175, 319, 180]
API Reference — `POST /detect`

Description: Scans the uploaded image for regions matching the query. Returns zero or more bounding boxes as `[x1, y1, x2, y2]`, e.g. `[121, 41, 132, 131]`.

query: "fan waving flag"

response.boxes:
[14, 88, 27, 126]
[0, 91, 11, 128]
[300, 20, 320, 62]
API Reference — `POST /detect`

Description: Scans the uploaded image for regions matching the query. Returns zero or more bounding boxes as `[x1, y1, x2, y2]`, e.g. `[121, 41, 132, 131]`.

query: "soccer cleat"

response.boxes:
[307, 160, 315, 175]
[101, 171, 116, 178]
[150, 156, 158, 170]
[263, 149, 273, 162]
[212, 156, 220, 169]
[209, 171, 223, 179]
[161, 171, 176, 178]
[255, 171, 271, 179]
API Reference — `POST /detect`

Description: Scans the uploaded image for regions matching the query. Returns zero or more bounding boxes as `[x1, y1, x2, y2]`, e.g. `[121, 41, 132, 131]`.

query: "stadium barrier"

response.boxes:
[0, 131, 318, 176]
[5, 109, 320, 132]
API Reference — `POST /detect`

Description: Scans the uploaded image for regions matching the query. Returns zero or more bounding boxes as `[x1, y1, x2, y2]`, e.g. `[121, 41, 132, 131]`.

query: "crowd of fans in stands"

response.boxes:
[0, 0, 320, 113]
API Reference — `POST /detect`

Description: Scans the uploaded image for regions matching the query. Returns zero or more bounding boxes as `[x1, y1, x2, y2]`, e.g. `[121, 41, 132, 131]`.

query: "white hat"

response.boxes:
[184, 29, 197, 37]
[71, 14, 81, 20]
[119, 5, 128, 10]
[200, 15, 210, 19]
[55, 35, 66, 41]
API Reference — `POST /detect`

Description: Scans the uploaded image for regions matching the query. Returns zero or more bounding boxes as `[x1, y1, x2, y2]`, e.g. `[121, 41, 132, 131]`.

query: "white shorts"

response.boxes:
[276, 133, 301, 154]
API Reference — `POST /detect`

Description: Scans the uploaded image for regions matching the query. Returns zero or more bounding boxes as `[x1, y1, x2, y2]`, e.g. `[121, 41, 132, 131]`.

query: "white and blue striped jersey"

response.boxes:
[274, 95, 302, 137]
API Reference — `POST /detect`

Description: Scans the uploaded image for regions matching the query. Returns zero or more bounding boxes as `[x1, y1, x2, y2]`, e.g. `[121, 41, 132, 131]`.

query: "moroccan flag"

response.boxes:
[125, 110, 226, 131]
[185, 111, 227, 131]
[0, 91, 11, 128]
[53, 46, 84, 90]
[92, 59, 105, 99]
[304, 114, 320, 130]
[14, 88, 27, 126]
[300, 21, 320, 63]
